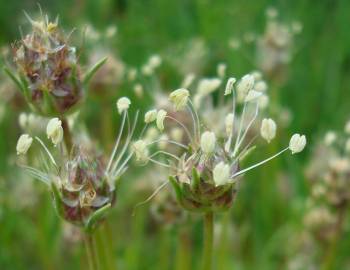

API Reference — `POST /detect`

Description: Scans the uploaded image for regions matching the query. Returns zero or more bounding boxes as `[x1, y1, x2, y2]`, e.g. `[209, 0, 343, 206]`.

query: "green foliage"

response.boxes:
[1, 0, 350, 269]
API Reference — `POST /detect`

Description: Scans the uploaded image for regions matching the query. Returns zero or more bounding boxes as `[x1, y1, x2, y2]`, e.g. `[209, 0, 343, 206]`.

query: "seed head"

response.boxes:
[11, 13, 84, 115]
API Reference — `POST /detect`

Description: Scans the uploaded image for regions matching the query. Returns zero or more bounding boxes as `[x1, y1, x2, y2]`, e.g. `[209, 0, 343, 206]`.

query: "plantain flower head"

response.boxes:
[139, 72, 305, 213]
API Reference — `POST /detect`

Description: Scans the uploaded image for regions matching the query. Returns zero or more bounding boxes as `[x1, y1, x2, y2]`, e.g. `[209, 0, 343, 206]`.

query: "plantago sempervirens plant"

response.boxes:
[5, 12, 106, 117]
[294, 121, 350, 269]
[16, 97, 137, 270]
[136, 73, 306, 270]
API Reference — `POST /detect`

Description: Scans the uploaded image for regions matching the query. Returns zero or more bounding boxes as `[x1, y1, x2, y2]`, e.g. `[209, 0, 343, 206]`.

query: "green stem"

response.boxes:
[104, 221, 116, 269]
[61, 117, 73, 153]
[84, 232, 99, 270]
[96, 224, 115, 270]
[202, 212, 214, 270]
[217, 213, 230, 270]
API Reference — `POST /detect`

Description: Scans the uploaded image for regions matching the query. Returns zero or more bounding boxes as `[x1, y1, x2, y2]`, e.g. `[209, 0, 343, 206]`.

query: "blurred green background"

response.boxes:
[1, 0, 350, 269]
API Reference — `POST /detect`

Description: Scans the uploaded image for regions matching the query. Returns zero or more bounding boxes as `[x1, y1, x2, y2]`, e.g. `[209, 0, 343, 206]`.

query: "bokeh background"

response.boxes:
[1, 0, 350, 269]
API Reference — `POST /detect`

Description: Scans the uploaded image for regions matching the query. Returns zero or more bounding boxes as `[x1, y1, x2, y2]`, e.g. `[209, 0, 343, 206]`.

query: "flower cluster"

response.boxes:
[15, 97, 138, 232]
[286, 121, 350, 269]
[257, 8, 302, 78]
[228, 7, 302, 81]
[133, 73, 306, 213]
[6, 13, 106, 116]
[303, 121, 350, 240]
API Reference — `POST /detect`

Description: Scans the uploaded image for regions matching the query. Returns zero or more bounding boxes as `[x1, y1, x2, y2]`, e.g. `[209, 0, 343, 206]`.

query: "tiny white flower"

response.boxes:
[289, 134, 307, 154]
[251, 71, 262, 81]
[127, 68, 137, 81]
[145, 127, 159, 143]
[245, 90, 263, 102]
[260, 118, 277, 143]
[18, 113, 28, 130]
[237, 74, 254, 97]
[254, 80, 267, 92]
[217, 63, 227, 78]
[224, 77, 236, 96]
[16, 134, 33, 155]
[170, 127, 183, 142]
[228, 38, 241, 49]
[329, 158, 350, 173]
[213, 162, 231, 186]
[148, 54, 162, 69]
[46, 118, 63, 146]
[27, 113, 43, 131]
[181, 73, 196, 88]
[266, 7, 278, 19]
[141, 64, 153, 76]
[169, 88, 190, 111]
[197, 78, 222, 96]
[116, 97, 131, 114]
[324, 131, 336, 146]
[225, 113, 234, 136]
[144, 109, 157, 123]
[156, 109, 167, 131]
[258, 95, 269, 109]
[200, 131, 216, 155]
[132, 140, 149, 164]
[133, 84, 143, 98]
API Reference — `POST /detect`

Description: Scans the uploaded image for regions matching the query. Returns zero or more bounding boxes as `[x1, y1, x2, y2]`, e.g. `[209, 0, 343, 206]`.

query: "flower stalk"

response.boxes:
[202, 212, 214, 270]
[84, 232, 99, 270]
